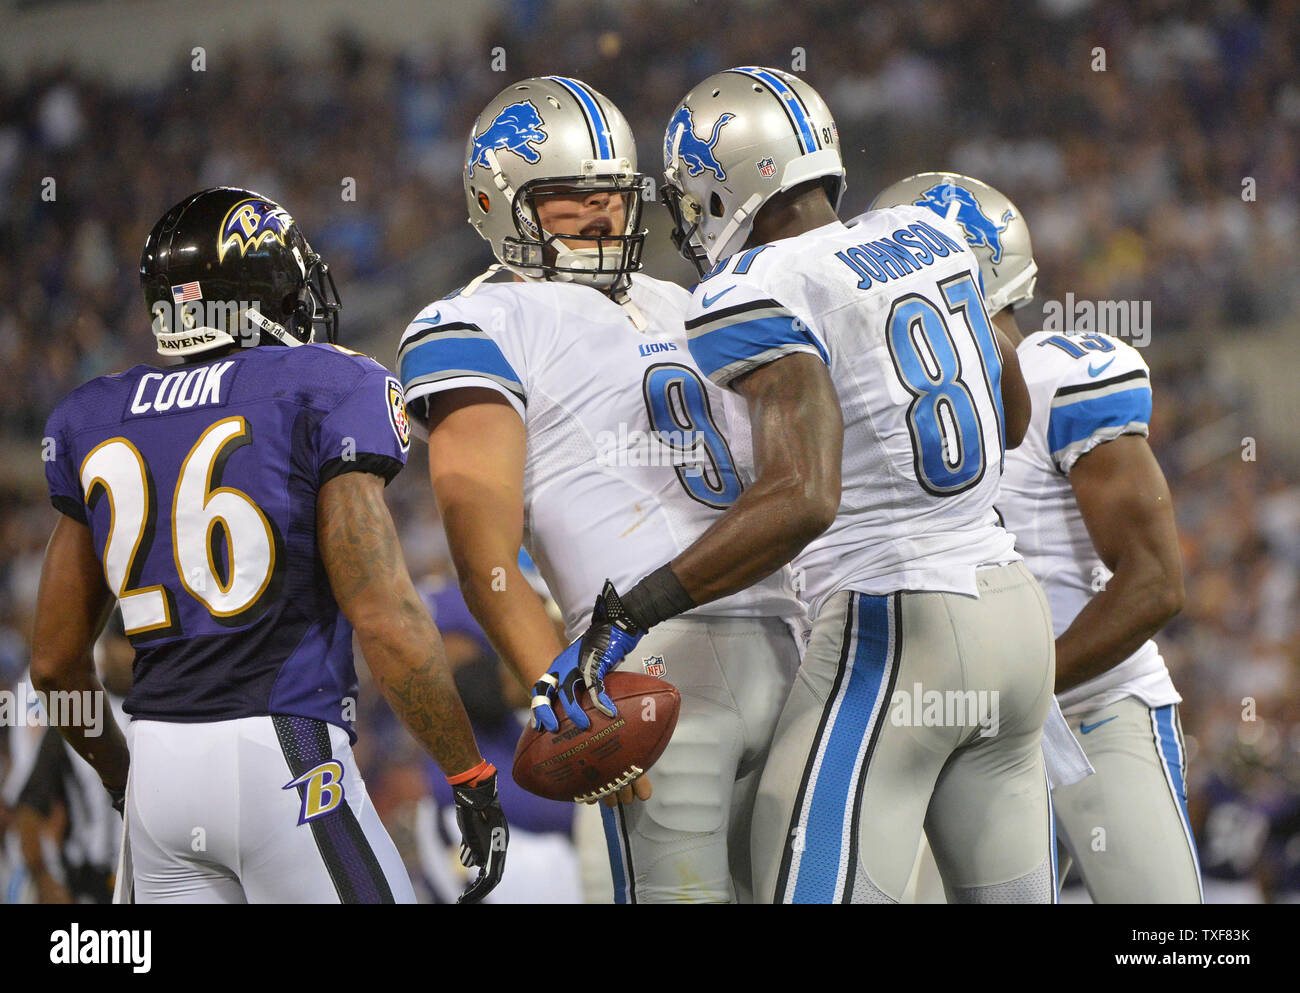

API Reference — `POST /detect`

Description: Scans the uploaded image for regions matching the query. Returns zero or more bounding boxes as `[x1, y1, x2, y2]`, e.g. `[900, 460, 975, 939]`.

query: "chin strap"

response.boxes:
[619, 293, 648, 331]
[707, 192, 764, 268]
[546, 242, 626, 292]
[246, 307, 306, 347]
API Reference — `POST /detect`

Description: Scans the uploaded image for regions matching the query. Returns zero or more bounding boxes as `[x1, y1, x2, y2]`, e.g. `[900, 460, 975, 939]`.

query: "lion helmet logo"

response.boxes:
[665, 105, 735, 182]
[468, 100, 548, 178]
[913, 182, 1013, 264]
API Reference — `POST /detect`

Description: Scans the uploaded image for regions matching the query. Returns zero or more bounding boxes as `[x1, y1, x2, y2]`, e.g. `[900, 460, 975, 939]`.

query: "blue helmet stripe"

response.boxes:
[548, 76, 613, 158]
[729, 66, 817, 153]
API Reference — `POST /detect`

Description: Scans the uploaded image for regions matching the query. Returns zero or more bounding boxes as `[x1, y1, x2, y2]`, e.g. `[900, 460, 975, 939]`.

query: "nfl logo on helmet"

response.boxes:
[757, 157, 777, 179]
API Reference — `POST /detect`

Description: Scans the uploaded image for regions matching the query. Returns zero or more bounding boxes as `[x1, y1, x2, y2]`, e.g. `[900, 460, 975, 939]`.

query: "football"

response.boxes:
[513, 671, 680, 802]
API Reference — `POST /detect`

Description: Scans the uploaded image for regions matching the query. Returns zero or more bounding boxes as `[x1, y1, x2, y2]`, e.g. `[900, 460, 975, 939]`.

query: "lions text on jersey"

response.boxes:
[398, 268, 804, 903]
[684, 207, 1018, 618]
[397, 270, 800, 638]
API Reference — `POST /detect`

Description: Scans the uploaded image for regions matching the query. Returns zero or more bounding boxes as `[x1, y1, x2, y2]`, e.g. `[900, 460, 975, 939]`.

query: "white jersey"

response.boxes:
[996, 330, 1180, 716]
[397, 269, 800, 637]
[683, 210, 1018, 619]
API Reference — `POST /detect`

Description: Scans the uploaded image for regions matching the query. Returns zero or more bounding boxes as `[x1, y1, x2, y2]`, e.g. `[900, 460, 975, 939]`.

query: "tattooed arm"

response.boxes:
[317, 471, 483, 777]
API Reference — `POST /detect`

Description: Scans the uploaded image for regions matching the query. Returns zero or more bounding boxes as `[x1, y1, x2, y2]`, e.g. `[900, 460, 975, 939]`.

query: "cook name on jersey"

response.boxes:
[43, 344, 410, 738]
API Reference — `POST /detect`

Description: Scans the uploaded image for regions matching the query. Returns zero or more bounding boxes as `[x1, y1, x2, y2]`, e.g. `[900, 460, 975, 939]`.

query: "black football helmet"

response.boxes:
[139, 187, 340, 358]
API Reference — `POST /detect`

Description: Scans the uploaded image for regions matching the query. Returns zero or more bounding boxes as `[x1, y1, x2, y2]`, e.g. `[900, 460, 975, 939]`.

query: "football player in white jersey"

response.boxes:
[870, 173, 1201, 903]
[548, 67, 1058, 904]
[396, 77, 803, 903]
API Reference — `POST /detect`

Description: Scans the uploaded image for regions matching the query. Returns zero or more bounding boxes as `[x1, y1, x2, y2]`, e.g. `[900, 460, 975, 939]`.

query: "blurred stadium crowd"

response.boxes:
[1, 0, 1297, 901]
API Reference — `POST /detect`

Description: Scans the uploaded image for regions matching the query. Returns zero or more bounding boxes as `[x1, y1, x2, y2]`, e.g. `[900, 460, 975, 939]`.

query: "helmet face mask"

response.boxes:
[662, 67, 847, 277]
[140, 187, 339, 359]
[661, 180, 709, 276]
[464, 78, 647, 294]
[502, 174, 645, 291]
[301, 248, 341, 345]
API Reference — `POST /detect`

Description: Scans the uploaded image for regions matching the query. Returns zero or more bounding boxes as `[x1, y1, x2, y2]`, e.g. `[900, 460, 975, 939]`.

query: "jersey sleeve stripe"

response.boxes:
[404, 369, 526, 408]
[1048, 387, 1152, 472]
[396, 321, 492, 361]
[401, 375, 526, 444]
[689, 313, 829, 386]
[398, 335, 524, 399]
[1053, 368, 1148, 402]
[684, 298, 786, 332]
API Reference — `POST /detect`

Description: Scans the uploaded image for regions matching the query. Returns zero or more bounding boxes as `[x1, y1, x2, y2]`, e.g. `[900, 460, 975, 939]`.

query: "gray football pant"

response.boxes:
[600, 614, 799, 903]
[753, 562, 1058, 903]
[1053, 697, 1203, 902]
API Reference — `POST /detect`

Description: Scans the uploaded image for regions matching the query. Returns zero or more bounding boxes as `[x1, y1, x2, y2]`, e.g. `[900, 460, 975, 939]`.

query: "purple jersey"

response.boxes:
[43, 344, 411, 738]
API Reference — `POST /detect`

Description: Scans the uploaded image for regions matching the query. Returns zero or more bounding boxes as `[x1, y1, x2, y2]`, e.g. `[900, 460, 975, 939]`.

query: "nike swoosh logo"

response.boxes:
[1088, 357, 1115, 377]
[1079, 715, 1118, 734]
[701, 286, 736, 308]
[413, 310, 442, 327]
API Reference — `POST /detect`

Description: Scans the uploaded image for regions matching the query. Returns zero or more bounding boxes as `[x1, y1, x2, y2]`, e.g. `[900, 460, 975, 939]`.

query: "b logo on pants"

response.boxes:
[284, 760, 346, 825]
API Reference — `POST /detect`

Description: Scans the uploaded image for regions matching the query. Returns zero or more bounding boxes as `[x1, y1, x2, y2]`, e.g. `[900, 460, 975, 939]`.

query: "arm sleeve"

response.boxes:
[683, 275, 827, 389]
[1046, 343, 1153, 474]
[396, 306, 526, 439]
[316, 361, 411, 487]
[43, 405, 87, 523]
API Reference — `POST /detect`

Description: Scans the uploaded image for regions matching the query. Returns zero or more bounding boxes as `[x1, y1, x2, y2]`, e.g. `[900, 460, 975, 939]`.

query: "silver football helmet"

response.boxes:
[463, 76, 645, 293]
[869, 172, 1037, 315]
[662, 67, 846, 275]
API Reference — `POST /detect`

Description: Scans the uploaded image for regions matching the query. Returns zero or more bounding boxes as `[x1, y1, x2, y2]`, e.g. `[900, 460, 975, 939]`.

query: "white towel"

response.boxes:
[1042, 697, 1094, 790]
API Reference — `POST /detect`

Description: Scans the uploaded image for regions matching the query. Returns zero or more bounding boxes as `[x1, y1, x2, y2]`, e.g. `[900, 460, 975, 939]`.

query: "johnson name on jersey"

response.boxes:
[43, 344, 411, 737]
[996, 330, 1180, 716]
[396, 270, 800, 636]
[682, 207, 1018, 618]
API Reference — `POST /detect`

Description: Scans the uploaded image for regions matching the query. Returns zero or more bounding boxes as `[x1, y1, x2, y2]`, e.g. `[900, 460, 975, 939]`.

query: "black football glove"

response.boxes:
[452, 767, 508, 904]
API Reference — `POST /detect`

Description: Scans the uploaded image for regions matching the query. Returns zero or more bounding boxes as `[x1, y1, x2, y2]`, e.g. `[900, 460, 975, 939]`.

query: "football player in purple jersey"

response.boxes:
[29, 188, 507, 903]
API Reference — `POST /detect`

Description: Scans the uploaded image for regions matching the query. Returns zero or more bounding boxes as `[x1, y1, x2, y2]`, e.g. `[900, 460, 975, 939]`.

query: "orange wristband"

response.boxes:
[447, 759, 495, 787]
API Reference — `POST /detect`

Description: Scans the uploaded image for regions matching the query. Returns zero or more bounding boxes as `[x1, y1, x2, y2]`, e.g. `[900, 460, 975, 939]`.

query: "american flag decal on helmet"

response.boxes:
[171, 281, 202, 303]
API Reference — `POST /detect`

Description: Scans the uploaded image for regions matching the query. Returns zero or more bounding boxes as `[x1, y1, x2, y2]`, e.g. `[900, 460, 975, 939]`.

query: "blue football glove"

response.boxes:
[531, 580, 645, 733]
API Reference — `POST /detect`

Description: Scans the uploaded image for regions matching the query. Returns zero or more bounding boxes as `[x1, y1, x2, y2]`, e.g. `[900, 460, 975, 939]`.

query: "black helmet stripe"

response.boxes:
[725, 67, 822, 151]
[548, 75, 615, 159]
